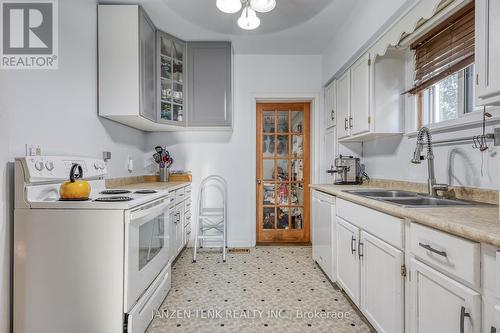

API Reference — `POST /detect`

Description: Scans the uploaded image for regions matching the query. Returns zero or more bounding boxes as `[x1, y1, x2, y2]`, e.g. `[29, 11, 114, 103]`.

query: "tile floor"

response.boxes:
[147, 247, 372, 333]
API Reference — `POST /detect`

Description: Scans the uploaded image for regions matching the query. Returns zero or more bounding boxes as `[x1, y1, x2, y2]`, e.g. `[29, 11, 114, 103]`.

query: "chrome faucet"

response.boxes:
[411, 127, 448, 196]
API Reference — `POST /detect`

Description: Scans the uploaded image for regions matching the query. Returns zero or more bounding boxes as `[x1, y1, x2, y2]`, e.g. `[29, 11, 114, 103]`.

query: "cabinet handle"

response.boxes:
[460, 306, 471, 333]
[418, 242, 447, 257]
[331, 110, 335, 121]
[349, 116, 353, 129]
[351, 236, 356, 254]
[344, 118, 348, 131]
[358, 241, 364, 259]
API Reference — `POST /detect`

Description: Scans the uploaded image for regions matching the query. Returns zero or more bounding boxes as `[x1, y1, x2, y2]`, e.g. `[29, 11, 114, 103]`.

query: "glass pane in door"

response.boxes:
[161, 102, 172, 121]
[263, 159, 275, 181]
[263, 207, 275, 229]
[160, 37, 171, 57]
[276, 135, 288, 158]
[277, 111, 289, 133]
[290, 208, 303, 229]
[290, 183, 303, 206]
[277, 182, 289, 205]
[138, 215, 165, 270]
[291, 111, 303, 133]
[263, 183, 275, 205]
[276, 159, 289, 181]
[173, 60, 183, 83]
[263, 112, 275, 133]
[263, 135, 275, 157]
[291, 160, 303, 182]
[161, 57, 172, 80]
[292, 135, 303, 158]
[277, 207, 289, 229]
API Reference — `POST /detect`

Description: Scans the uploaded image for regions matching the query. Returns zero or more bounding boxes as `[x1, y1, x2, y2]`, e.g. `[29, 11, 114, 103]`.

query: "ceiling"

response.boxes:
[105, 0, 361, 54]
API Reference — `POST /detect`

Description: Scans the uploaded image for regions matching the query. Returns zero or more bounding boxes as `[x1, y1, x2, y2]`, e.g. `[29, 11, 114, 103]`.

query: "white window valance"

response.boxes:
[369, 0, 470, 58]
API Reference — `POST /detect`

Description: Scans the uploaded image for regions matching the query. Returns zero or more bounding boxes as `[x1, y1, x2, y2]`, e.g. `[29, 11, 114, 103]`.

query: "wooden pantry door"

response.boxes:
[256, 103, 310, 244]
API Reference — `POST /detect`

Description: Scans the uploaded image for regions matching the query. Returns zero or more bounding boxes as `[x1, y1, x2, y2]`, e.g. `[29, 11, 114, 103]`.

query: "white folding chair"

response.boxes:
[192, 175, 228, 263]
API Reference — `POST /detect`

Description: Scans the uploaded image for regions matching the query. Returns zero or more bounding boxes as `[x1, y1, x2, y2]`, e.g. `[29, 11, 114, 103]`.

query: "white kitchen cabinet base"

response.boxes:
[336, 217, 360, 306]
[410, 258, 481, 333]
[360, 231, 404, 333]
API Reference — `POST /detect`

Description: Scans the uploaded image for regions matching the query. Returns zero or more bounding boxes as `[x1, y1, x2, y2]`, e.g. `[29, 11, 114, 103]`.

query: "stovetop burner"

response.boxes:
[94, 196, 133, 202]
[135, 190, 157, 194]
[100, 189, 132, 195]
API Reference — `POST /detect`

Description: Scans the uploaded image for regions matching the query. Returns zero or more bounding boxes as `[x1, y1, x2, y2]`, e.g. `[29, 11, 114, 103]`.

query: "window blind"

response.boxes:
[405, 2, 475, 95]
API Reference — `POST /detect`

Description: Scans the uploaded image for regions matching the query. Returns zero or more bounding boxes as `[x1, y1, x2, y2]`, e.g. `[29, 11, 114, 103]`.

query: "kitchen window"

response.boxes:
[419, 64, 475, 126]
[406, 3, 476, 128]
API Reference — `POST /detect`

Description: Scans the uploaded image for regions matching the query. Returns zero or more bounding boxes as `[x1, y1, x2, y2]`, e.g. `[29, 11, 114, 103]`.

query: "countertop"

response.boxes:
[113, 181, 191, 192]
[311, 184, 500, 248]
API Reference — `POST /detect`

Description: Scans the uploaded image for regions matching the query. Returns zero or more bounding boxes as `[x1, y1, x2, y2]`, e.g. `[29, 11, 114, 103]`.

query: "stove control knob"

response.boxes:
[45, 161, 54, 171]
[34, 161, 44, 171]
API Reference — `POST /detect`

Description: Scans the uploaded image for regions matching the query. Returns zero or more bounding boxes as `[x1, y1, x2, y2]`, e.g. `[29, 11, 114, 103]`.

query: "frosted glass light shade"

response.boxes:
[216, 0, 242, 13]
[250, 0, 276, 13]
[238, 6, 260, 30]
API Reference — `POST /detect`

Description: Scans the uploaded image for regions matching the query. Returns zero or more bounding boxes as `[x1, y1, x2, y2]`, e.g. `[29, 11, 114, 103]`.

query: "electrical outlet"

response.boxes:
[25, 144, 41, 156]
[495, 128, 500, 147]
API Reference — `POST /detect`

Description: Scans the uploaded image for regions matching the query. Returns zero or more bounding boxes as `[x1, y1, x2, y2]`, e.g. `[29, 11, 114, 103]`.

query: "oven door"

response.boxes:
[125, 197, 170, 311]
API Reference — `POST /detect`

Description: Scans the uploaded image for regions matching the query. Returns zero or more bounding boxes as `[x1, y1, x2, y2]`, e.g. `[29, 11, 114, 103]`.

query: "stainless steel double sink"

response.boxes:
[343, 189, 484, 208]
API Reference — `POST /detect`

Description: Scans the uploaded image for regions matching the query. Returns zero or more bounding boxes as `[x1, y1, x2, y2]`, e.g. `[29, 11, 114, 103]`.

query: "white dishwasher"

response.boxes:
[311, 190, 336, 281]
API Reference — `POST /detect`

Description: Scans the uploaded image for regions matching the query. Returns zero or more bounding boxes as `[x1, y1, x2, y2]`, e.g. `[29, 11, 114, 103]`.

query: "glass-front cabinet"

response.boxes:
[157, 31, 186, 126]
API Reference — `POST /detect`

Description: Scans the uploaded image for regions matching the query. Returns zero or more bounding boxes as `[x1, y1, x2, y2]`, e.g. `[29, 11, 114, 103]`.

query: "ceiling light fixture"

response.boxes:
[216, 0, 242, 14]
[238, 5, 260, 30]
[250, 0, 276, 13]
[217, 0, 276, 30]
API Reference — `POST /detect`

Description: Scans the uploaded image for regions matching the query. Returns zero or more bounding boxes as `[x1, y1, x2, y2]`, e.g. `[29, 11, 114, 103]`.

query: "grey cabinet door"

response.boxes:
[187, 42, 232, 127]
[138, 8, 156, 121]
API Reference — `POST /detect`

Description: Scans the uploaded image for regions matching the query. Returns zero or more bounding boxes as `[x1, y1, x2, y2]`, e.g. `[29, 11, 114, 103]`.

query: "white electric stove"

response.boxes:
[14, 156, 173, 333]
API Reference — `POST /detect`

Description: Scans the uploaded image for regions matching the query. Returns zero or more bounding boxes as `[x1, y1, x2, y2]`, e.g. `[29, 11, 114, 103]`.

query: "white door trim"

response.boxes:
[250, 92, 321, 246]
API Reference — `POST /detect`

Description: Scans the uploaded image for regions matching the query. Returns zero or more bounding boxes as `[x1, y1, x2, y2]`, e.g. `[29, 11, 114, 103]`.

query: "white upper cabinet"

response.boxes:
[98, 5, 233, 132]
[336, 71, 351, 140]
[335, 49, 405, 142]
[98, 5, 158, 129]
[350, 53, 371, 136]
[475, 0, 500, 106]
[325, 80, 336, 129]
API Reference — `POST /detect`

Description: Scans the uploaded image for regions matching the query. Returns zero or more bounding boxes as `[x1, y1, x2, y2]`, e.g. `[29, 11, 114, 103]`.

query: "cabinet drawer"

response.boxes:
[175, 187, 186, 201]
[336, 198, 403, 249]
[185, 198, 192, 212]
[410, 223, 480, 287]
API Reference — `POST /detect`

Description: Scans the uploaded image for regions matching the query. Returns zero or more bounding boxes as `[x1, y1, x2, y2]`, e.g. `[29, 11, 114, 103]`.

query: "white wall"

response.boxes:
[0, 0, 149, 331]
[362, 123, 500, 189]
[321, 0, 416, 84]
[147, 54, 322, 247]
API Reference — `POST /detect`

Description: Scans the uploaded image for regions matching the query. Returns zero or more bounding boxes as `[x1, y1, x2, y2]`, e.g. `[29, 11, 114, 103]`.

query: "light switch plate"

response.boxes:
[495, 128, 500, 146]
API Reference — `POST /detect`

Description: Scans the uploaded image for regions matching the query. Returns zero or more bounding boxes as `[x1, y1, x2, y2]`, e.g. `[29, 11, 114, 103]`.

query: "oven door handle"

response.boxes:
[130, 200, 170, 224]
